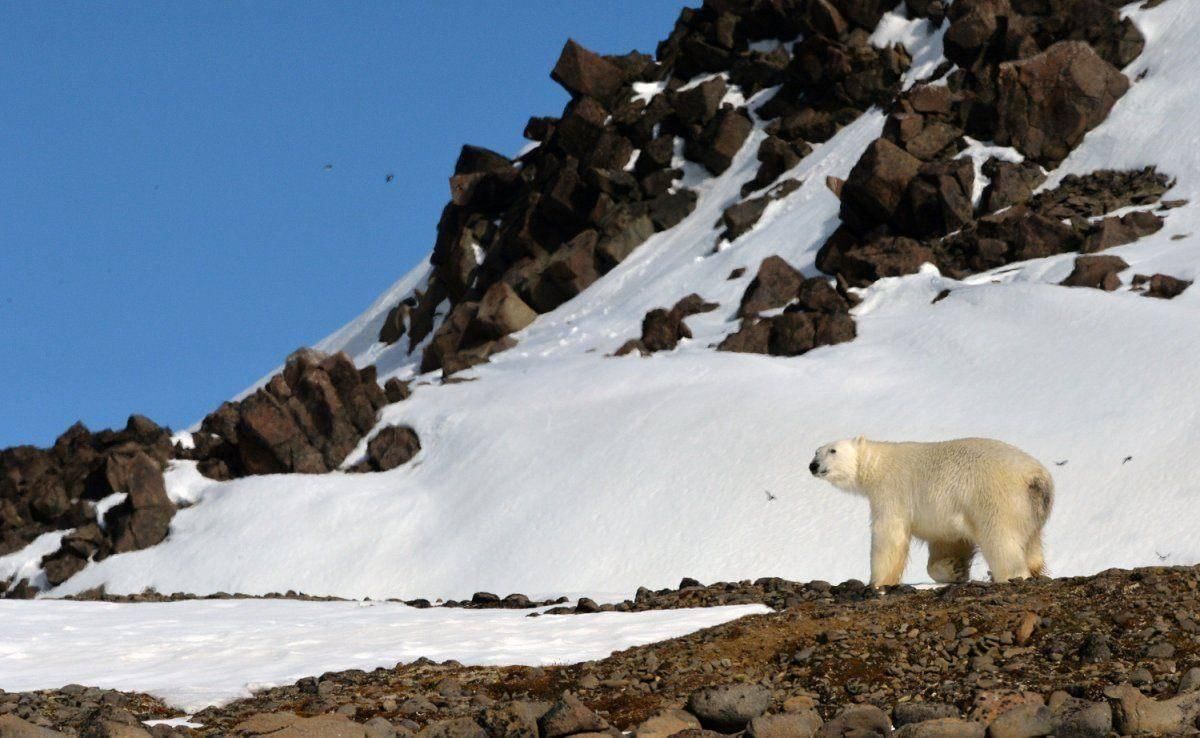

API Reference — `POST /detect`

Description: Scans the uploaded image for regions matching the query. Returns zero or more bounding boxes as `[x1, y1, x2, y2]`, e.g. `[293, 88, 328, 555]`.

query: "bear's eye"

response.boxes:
[829, 449, 837, 455]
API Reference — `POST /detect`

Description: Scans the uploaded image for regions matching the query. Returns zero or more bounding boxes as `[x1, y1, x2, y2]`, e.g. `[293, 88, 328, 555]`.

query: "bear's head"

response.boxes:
[810, 437, 863, 491]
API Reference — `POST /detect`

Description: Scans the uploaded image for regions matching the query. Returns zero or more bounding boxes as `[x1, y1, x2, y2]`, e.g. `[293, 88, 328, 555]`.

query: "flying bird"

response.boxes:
[1123, 456, 1133, 464]
[1054, 460, 1068, 466]
[323, 164, 333, 171]
[386, 174, 395, 183]
[764, 490, 777, 502]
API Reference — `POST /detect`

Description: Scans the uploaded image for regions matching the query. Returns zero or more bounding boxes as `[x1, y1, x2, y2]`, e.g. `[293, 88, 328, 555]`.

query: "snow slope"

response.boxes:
[35, 1, 1200, 599]
[0, 600, 765, 711]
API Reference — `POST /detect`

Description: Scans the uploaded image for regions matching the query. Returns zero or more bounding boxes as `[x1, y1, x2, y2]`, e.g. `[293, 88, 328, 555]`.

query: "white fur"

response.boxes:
[810, 437, 1054, 587]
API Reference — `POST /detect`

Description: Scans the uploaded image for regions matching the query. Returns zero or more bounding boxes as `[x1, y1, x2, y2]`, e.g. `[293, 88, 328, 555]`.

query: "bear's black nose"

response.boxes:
[809, 461, 819, 475]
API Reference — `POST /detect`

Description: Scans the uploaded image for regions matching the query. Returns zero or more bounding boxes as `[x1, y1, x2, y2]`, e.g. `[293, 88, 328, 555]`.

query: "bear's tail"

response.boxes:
[1028, 470, 1054, 528]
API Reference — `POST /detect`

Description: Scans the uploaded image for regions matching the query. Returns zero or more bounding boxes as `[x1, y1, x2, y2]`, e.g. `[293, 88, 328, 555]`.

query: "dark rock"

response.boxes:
[641, 309, 691, 353]
[538, 694, 608, 738]
[817, 704, 892, 736]
[897, 158, 975, 239]
[383, 378, 411, 404]
[648, 190, 698, 231]
[718, 318, 772, 354]
[471, 282, 538, 341]
[987, 703, 1054, 738]
[551, 40, 625, 104]
[686, 107, 753, 174]
[747, 711, 823, 738]
[1143, 274, 1191, 299]
[671, 78, 727, 126]
[686, 683, 771, 733]
[1082, 211, 1164, 253]
[817, 232, 935, 287]
[893, 702, 960, 727]
[894, 718, 982, 737]
[840, 139, 924, 233]
[981, 159, 1046, 214]
[365, 426, 421, 472]
[739, 256, 803, 317]
[768, 313, 816, 356]
[720, 197, 772, 243]
[995, 41, 1130, 166]
[1060, 255, 1128, 290]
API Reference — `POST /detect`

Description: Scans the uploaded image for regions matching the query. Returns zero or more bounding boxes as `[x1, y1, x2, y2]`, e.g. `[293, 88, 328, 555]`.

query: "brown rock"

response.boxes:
[551, 40, 624, 104]
[1144, 273, 1192, 299]
[718, 318, 772, 354]
[840, 139, 924, 233]
[1060, 255, 1128, 290]
[739, 256, 803, 317]
[538, 694, 608, 738]
[366, 426, 421, 472]
[472, 283, 538, 341]
[995, 42, 1130, 165]
[687, 107, 754, 175]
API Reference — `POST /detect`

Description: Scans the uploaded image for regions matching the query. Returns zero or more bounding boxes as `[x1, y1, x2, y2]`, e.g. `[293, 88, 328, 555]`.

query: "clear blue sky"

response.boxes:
[0, 1, 693, 448]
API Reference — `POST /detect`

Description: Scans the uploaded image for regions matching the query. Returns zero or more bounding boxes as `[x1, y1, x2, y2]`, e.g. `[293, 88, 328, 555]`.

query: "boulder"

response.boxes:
[641, 308, 691, 353]
[897, 158, 975, 239]
[894, 703, 961, 728]
[840, 139, 924, 233]
[980, 159, 1046, 214]
[718, 319, 773, 354]
[106, 451, 175, 554]
[366, 426, 421, 472]
[550, 40, 624, 104]
[817, 705, 892, 736]
[894, 718, 983, 738]
[1060, 255, 1128, 290]
[686, 683, 772, 733]
[634, 709, 702, 738]
[769, 312, 816, 356]
[1142, 273, 1192, 299]
[739, 256, 804, 317]
[747, 711, 823, 738]
[1105, 684, 1200, 737]
[671, 77, 727, 126]
[995, 41, 1130, 165]
[471, 282, 538, 341]
[987, 703, 1054, 738]
[686, 107, 754, 174]
[0, 714, 65, 736]
[415, 718, 488, 738]
[538, 694, 608, 738]
[817, 233, 935, 287]
[1082, 211, 1164, 253]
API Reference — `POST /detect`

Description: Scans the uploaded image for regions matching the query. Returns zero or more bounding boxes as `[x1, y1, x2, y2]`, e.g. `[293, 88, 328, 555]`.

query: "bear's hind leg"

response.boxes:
[981, 537, 1031, 583]
[927, 539, 974, 583]
[1025, 532, 1046, 577]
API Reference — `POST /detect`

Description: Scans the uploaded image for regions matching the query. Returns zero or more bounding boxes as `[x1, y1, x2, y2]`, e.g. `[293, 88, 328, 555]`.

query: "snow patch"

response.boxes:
[0, 600, 767, 712]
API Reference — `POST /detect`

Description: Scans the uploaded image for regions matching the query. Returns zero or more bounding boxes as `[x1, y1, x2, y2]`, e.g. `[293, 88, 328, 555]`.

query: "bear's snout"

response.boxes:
[809, 460, 820, 475]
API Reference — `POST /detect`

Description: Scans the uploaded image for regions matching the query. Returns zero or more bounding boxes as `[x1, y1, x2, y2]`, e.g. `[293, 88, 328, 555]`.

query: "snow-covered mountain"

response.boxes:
[5, 0, 1199, 601]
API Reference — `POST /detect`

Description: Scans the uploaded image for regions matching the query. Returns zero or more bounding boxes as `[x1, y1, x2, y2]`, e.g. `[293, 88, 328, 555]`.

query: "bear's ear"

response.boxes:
[854, 435, 866, 447]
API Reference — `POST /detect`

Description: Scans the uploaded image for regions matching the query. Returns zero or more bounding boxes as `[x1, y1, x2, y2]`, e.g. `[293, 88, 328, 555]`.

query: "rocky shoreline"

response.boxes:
[5, 563, 1200, 736]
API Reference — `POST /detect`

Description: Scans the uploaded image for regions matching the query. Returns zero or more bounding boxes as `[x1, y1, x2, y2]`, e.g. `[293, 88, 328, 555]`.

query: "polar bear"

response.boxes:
[809, 437, 1053, 587]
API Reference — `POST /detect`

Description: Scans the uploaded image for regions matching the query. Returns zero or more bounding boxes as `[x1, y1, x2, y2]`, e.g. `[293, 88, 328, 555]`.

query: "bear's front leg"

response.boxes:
[870, 515, 911, 587]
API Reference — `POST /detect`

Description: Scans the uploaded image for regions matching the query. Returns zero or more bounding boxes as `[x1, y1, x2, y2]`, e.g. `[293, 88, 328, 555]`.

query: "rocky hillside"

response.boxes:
[3, 0, 1200, 600]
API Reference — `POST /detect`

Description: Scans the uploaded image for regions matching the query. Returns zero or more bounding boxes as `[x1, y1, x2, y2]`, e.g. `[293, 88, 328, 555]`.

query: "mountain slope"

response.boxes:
[11, 0, 1200, 600]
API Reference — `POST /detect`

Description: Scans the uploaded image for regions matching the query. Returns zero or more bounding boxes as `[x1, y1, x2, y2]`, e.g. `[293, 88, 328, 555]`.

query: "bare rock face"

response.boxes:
[994, 41, 1129, 166]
